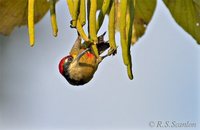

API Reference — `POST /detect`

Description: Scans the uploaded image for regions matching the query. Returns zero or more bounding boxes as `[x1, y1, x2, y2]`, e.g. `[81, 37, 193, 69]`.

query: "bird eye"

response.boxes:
[66, 55, 73, 62]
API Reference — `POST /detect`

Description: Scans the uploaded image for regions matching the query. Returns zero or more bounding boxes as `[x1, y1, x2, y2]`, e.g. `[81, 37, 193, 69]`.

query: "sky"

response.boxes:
[0, 0, 199, 130]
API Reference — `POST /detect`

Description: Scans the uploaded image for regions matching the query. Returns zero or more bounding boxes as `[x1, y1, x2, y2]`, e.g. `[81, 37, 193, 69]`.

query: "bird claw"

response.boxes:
[100, 47, 117, 61]
[70, 20, 76, 28]
[108, 47, 117, 56]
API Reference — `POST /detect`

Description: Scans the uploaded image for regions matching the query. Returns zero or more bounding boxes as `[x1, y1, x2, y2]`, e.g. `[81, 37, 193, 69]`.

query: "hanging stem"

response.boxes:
[50, 0, 58, 37]
[28, 0, 35, 47]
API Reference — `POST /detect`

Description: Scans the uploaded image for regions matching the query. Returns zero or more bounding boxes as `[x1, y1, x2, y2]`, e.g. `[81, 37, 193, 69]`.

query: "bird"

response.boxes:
[59, 32, 117, 86]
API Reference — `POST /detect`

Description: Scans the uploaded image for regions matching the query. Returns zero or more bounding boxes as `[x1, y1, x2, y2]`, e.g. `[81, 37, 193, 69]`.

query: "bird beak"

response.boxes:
[72, 48, 90, 63]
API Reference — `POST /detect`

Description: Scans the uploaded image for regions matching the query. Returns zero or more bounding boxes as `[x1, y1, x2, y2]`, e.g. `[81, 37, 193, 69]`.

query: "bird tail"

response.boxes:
[96, 32, 110, 55]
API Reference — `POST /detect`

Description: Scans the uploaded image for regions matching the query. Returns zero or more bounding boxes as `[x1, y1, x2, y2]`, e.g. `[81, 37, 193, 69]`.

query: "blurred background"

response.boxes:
[0, 0, 199, 130]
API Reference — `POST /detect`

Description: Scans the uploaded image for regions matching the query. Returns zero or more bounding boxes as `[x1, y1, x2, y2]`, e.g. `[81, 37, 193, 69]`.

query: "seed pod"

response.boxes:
[126, 0, 135, 79]
[108, 1, 117, 50]
[72, 0, 80, 27]
[96, 0, 111, 32]
[66, 0, 89, 41]
[120, 0, 133, 79]
[89, 0, 97, 42]
[28, 0, 35, 46]
[66, 0, 74, 17]
[89, 0, 99, 57]
[76, 20, 89, 41]
[50, 0, 58, 37]
[119, 0, 128, 65]
[79, 0, 86, 26]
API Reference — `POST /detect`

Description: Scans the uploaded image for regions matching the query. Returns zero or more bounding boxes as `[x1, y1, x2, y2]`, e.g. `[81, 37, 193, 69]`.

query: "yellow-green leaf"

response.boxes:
[163, 0, 200, 44]
[0, 0, 50, 35]
[132, 0, 157, 44]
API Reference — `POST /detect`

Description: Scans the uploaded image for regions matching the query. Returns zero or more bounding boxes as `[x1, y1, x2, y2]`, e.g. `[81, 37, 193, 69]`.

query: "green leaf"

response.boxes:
[163, 0, 200, 44]
[0, 0, 50, 35]
[131, 0, 157, 44]
[114, 0, 157, 44]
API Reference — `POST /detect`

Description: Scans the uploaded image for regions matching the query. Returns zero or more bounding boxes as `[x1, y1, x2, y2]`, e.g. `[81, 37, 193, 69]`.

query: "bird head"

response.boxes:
[58, 48, 97, 86]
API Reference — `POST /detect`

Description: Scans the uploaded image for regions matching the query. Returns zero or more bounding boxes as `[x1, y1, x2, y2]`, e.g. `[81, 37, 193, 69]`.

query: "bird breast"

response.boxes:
[68, 50, 98, 83]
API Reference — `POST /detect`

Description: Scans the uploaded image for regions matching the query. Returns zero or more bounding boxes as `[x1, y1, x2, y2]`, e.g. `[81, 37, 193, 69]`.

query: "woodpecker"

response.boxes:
[59, 32, 116, 86]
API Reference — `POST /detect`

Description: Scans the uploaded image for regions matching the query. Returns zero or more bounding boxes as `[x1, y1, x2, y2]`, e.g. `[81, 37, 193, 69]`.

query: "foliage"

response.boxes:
[163, 0, 200, 44]
[0, 0, 49, 35]
[0, 0, 199, 79]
